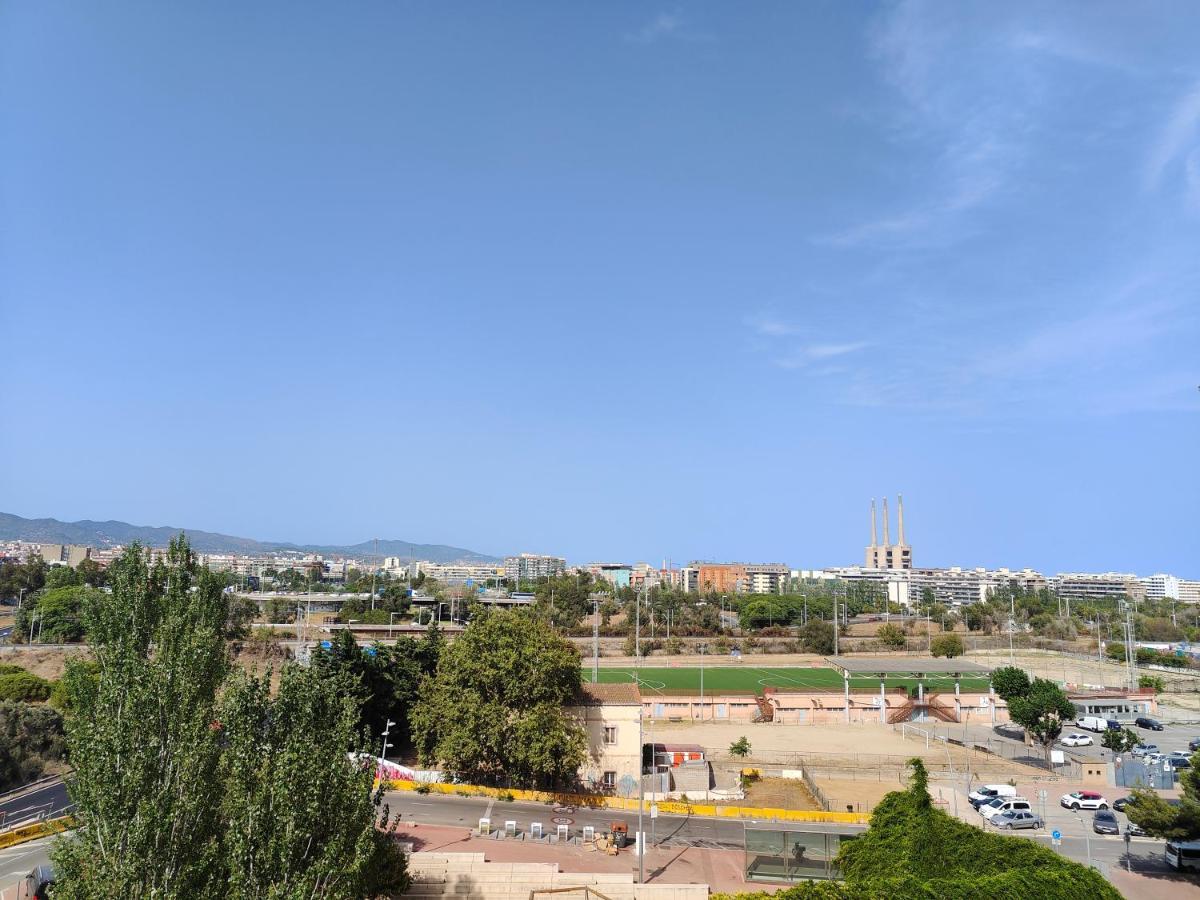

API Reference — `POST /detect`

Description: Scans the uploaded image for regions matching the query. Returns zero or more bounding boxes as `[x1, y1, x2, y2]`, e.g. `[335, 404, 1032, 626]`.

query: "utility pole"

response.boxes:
[635, 586, 641, 674]
[592, 597, 599, 684]
[636, 703, 645, 884]
[371, 537, 378, 611]
[1009, 595, 1016, 665]
[833, 603, 839, 656]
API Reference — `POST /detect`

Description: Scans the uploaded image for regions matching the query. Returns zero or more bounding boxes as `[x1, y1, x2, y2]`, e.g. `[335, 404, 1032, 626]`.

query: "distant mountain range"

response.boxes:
[0, 512, 500, 564]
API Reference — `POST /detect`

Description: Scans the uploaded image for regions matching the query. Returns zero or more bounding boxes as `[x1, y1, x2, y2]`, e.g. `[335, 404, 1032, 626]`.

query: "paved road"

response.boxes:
[0, 835, 54, 894]
[0, 781, 71, 830]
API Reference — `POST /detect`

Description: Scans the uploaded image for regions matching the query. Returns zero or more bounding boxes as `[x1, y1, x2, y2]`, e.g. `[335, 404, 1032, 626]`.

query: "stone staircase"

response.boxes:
[405, 852, 708, 900]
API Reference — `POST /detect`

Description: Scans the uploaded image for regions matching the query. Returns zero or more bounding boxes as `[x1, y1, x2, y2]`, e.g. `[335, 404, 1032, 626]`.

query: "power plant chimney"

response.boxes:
[898, 493, 906, 545]
[870, 499, 878, 546]
[882, 497, 891, 546]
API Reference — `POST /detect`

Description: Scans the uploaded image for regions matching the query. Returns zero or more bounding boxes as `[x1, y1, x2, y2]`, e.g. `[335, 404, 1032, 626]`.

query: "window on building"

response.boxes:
[603, 726, 618, 745]
[602, 771, 616, 789]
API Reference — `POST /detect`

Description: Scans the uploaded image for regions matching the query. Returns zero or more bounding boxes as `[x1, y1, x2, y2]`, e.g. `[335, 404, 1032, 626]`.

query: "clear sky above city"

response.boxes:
[2, 2, 1198, 574]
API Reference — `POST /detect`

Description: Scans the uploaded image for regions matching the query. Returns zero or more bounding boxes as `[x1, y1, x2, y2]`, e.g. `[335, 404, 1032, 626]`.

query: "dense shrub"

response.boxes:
[0, 701, 66, 790]
[0, 673, 52, 702]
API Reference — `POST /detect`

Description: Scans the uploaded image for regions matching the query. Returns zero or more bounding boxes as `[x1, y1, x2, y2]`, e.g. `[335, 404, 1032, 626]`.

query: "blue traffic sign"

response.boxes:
[1051, 830, 1061, 840]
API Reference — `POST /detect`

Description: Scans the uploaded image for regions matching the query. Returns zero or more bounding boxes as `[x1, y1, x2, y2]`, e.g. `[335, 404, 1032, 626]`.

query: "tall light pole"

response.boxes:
[592, 597, 599, 685]
[1009, 596, 1016, 665]
[379, 718, 396, 762]
[637, 704, 645, 884]
[699, 643, 706, 715]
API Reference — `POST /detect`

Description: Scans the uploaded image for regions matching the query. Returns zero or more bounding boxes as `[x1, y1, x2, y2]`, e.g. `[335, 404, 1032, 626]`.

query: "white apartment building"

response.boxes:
[744, 563, 790, 594]
[1141, 573, 1182, 601]
[414, 561, 504, 583]
[1180, 581, 1200, 604]
[504, 553, 566, 582]
[1051, 573, 1146, 603]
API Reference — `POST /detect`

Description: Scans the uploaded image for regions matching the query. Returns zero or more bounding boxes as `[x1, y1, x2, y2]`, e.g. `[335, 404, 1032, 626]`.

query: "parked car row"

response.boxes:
[1075, 715, 1165, 733]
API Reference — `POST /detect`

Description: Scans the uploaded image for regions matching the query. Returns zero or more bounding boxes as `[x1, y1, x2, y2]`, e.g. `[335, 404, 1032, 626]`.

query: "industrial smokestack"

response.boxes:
[898, 493, 906, 545]
[882, 497, 891, 546]
[870, 499, 878, 546]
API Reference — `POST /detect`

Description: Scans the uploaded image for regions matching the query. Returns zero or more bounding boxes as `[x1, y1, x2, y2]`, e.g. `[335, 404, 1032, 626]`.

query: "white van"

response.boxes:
[1078, 716, 1111, 733]
[969, 784, 1017, 809]
[1165, 840, 1200, 872]
[981, 798, 1032, 822]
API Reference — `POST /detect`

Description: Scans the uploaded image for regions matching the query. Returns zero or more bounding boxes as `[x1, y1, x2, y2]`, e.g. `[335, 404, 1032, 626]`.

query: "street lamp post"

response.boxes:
[637, 705, 645, 884]
[389, 612, 401, 641]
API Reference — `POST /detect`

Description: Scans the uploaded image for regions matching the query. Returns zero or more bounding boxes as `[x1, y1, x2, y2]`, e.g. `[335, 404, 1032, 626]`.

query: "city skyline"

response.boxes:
[3, 3, 1198, 574]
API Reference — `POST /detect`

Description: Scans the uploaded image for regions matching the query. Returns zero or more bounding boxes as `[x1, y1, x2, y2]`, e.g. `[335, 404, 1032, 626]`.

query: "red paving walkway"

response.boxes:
[395, 823, 779, 895]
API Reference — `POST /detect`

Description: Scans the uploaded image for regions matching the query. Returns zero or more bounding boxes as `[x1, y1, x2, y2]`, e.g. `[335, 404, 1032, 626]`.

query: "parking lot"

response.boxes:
[948, 779, 1181, 877]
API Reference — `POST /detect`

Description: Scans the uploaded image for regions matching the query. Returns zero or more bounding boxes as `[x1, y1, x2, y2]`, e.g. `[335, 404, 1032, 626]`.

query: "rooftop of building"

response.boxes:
[572, 682, 643, 706]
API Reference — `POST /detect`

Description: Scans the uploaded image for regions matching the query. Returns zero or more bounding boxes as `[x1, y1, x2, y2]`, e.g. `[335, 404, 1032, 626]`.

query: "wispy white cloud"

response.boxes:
[771, 344, 871, 371]
[744, 314, 802, 337]
[625, 12, 685, 44]
[1144, 79, 1200, 209]
[819, 2, 1060, 248]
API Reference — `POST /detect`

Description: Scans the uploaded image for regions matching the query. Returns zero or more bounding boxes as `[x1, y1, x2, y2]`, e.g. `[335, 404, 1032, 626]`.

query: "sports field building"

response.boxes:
[591, 658, 1157, 726]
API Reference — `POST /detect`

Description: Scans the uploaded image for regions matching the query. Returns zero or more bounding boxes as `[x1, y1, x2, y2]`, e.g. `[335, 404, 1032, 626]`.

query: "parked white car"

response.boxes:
[981, 797, 1032, 821]
[969, 784, 1018, 809]
[1060, 791, 1109, 810]
[1060, 733, 1094, 747]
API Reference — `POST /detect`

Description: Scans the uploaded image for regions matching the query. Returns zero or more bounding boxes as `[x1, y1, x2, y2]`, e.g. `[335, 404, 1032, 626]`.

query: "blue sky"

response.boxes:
[2, 2, 1198, 574]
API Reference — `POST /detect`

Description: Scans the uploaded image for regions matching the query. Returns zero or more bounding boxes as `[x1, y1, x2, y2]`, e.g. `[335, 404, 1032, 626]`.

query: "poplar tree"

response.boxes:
[53, 537, 229, 897]
[52, 537, 407, 899]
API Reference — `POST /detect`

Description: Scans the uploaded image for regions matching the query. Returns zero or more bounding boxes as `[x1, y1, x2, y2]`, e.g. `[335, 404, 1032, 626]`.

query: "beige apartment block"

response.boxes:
[568, 682, 643, 795]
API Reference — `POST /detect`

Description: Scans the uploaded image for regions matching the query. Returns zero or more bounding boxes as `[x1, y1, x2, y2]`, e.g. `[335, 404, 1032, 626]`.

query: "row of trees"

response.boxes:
[49, 538, 407, 899]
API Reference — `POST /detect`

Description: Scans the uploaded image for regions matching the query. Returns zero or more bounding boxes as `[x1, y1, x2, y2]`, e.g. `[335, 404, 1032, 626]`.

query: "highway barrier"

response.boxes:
[0, 815, 75, 851]
[380, 779, 869, 825]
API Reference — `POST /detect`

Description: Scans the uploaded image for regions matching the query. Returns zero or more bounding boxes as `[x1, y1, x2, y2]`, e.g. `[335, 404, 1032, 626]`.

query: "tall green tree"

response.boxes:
[52, 538, 230, 897]
[997, 676, 1076, 768]
[411, 609, 586, 787]
[989, 666, 1030, 699]
[219, 667, 406, 898]
[1101, 727, 1140, 754]
[51, 537, 406, 899]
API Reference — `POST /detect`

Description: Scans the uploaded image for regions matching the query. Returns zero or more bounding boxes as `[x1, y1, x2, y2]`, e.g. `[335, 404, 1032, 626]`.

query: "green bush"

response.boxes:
[0, 664, 28, 676]
[0, 701, 66, 790]
[414, 783, 431, 795]
[498, 790, 514, 802]
[929, 633, 964, 658]
[0, 673, 51, 702]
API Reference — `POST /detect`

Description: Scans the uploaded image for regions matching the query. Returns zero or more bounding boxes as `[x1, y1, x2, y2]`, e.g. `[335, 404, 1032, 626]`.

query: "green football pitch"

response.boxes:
[585, 666, 989, 696]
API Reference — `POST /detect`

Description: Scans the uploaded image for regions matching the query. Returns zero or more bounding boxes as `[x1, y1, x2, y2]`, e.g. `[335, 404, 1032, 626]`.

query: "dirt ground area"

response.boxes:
[739, 776, 821, 810]
[811, 778, 905, 814]
[651, 719, 958, 760]
[0, 646, 90, 679]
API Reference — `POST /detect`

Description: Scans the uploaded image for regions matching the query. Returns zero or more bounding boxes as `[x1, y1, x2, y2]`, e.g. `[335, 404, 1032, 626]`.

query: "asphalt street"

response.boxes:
[0, 780, 72, 830]
[0, 835, 53, 895]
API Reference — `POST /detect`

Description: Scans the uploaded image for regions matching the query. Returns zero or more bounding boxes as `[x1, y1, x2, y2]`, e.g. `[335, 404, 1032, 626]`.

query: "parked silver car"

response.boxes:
[993, 810, 1045, 830]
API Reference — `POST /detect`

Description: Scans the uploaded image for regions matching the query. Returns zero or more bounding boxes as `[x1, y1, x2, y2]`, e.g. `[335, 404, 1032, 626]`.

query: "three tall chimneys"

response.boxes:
[870, 494, 906, 547]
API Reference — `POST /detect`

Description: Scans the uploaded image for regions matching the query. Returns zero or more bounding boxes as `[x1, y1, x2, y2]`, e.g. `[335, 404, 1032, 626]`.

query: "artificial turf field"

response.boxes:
[586, 665, 990, 695]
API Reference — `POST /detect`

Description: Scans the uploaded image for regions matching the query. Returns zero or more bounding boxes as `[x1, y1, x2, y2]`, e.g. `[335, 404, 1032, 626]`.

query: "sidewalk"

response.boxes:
[1110, 868, 1200, 900]
[394, 823, 777, 894]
